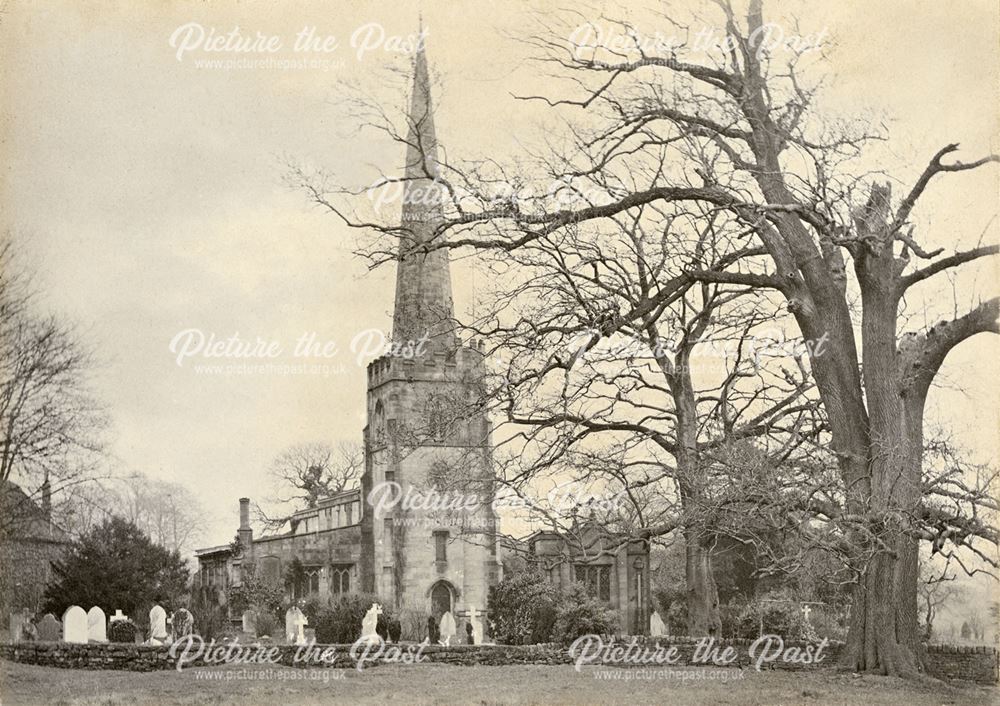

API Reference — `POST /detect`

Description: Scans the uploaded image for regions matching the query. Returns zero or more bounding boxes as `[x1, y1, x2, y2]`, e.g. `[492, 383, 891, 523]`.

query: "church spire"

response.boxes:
[391, 39, 457, 352]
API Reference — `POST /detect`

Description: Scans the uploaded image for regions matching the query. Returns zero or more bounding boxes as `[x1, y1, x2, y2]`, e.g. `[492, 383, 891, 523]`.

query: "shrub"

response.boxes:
[736, 593, 808, 639]
[190, 586, 230, 641]
[299, 594, 328, 627]
[654, 585, 685, 616]
[551, 583, 618, 644]
[719, 600, 744, 639]
[313, 593, 392, 643]
[254, 610, 280, 639]
[530, 600, 558, 644]
[108, 619, 138, 643]
[386, 617, 402, 642]
[665, 601, 688, 635]
[43, 517, 189, 618]
[488, 571, 560, 644]
[397, 606, 426, 642]
[227, 563, 284, 616]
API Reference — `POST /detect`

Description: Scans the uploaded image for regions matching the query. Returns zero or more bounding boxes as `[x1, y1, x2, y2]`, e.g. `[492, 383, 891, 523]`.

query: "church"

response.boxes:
[194, 43, 649, 637]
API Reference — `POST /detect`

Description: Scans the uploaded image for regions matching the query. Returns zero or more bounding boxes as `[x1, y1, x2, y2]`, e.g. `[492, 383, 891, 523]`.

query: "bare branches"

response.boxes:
[898, 244, 1000, 294]
[267, 441, 362, 512]
[898, 297, 1000, 399]
[0, 237, 108, 531]
[893, 144, 1000, 233]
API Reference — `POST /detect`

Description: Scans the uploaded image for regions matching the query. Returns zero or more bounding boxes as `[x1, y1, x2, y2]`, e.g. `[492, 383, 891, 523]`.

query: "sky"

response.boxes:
[1, 0, 997, 552]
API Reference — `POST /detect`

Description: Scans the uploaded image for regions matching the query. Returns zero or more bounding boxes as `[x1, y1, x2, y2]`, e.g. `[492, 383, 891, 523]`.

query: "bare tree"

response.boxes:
[292, 0, 997, 676]
[917, 558, 962, 642]
[260, 441, 363, 527]
[115, 472, 209, 558]
[0, 237, 108, 537]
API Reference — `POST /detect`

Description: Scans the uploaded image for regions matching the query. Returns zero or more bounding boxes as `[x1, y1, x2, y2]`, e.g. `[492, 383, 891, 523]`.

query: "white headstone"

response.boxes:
[801, 604, 812, 623]
[439, 610, 456, 643]
[87, 606, 107, 642]
[285, 607, 299, 643]
[465, 604, 483, 645]
[62, 605, 88, 643]
[110, 609, 127, 623]
[649, 610, 666, 637]
[360, 603, 382, 642]
[293, 611, 309, 646]
[149, 605, 168, 641]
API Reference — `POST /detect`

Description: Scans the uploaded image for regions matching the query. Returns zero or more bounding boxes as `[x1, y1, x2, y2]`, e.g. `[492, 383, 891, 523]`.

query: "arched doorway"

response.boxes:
[430, 582, 453, 619]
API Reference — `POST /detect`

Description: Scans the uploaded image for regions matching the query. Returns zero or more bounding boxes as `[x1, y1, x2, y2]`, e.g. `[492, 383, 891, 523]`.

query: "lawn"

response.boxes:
[1, 661, 996, 706]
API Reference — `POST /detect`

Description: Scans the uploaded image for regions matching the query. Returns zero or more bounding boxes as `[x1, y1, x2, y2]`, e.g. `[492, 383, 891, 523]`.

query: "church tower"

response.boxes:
[359, 42, 501, 632]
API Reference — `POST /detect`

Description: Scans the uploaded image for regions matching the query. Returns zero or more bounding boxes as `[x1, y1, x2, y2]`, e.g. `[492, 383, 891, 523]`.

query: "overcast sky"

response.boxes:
[2, 0, 997, 549]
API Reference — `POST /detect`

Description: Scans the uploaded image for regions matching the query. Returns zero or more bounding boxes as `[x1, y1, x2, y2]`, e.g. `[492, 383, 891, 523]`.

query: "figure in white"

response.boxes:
[360, 603, 383, 643]
[649, 610, 666, 637]
[438, 610, 456, 645]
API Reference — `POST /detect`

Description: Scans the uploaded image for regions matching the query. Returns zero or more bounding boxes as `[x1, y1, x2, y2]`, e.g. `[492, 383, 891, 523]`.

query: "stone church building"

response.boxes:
[194, 44, 649, 636]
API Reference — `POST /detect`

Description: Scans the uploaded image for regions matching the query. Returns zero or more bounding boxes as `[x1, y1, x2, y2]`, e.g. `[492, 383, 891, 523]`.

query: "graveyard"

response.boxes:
[2, 599, 997, 706]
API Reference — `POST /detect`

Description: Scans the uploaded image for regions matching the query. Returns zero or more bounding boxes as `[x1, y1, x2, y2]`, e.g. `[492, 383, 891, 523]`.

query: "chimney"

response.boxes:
[238, 497, 253, 553]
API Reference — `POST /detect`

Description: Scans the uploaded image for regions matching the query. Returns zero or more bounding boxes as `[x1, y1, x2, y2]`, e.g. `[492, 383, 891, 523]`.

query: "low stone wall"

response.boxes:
[1, 639, 996, 684]
[923, 644, 999, 685]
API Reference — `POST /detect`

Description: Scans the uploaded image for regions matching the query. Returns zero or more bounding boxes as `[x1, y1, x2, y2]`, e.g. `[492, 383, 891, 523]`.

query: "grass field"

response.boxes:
[1, 661, 997, 706]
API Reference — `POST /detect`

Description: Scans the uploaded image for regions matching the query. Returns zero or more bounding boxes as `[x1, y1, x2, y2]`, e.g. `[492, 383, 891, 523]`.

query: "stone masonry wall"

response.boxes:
[1, 640, 996, 684]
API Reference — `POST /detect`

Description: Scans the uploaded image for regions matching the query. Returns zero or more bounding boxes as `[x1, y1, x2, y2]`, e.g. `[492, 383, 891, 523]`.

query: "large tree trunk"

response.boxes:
[840, 186, 921, 676]
[684, 530, 721, 635]
[670, 349, 723, 637]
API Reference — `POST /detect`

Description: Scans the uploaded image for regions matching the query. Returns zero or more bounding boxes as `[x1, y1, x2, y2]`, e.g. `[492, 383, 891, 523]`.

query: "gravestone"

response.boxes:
[173, 608, 193, 638]
[360, 603, 382, 642]
[285, 607, 300, 643]
[650, 610, 666, 637]
[439, 610, 456, 645]
[110, 609, 128, 623]
[149, 605, 168, 643]
[87, 606, 108, 642]
[293, 611, 309, 645]
[426, 615, 439, 644]
[62, 606, 88, 643]
[9, 610, 31, 643]
[37, 614, 60, 641]
[242, 609, 257, 637]
[465, 604, 483, 645]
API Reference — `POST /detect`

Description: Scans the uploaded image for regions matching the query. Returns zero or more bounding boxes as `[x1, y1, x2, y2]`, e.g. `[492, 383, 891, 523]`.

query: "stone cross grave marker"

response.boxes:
[465, 604, 483, 645]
